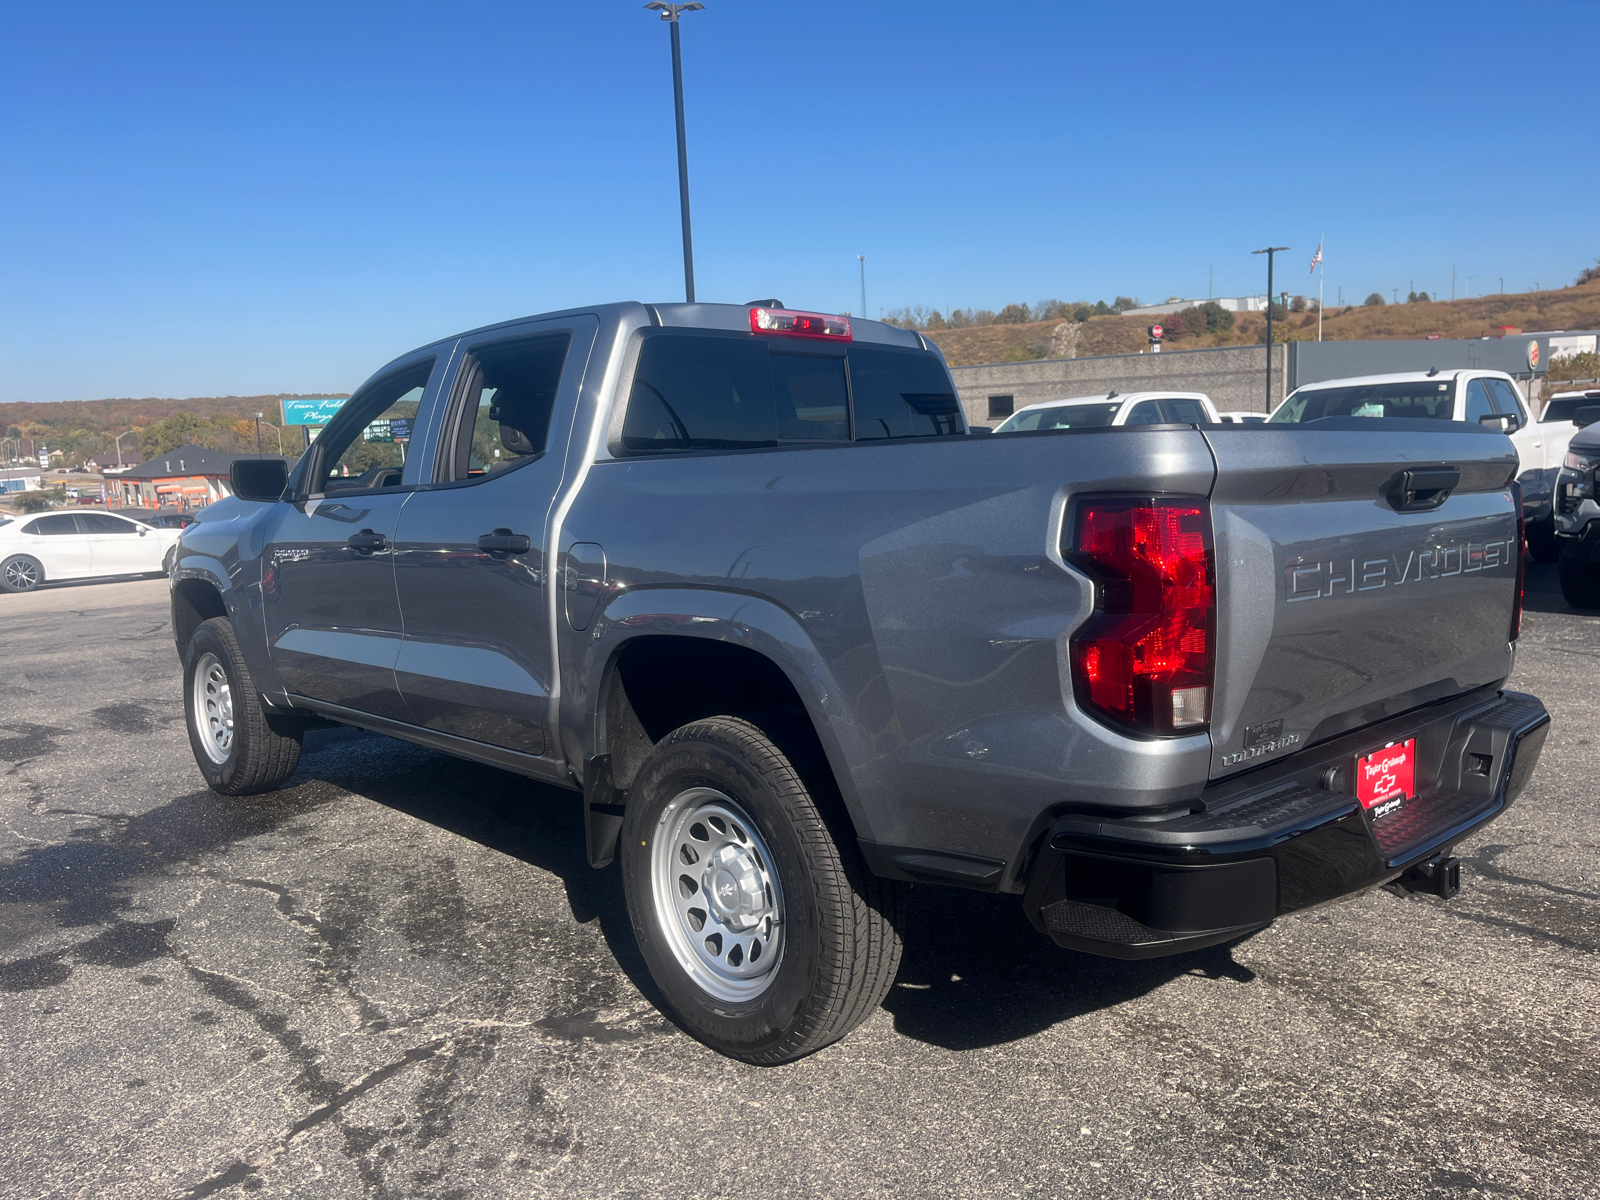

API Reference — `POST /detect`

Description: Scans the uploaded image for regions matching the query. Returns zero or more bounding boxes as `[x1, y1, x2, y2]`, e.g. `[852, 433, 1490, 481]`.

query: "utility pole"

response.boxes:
[1252, 246, 1290, 411]
[113, 429, 137, 467]
[858, 255, 866, 318]
[1452, 265, 1456, 301]
[1209, 263, 1213, 300]
[1393, 288, 1398, 305]
[645, 2, 705, 303]
[254, 412, 263, 454]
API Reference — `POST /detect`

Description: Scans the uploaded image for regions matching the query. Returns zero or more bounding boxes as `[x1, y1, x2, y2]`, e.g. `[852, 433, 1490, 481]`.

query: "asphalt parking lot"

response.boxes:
[1, 570, 1596, 1200]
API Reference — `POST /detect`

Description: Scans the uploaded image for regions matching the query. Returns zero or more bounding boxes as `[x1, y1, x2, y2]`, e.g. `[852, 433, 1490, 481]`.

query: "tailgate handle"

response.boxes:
[1386, 467, 1460, 512]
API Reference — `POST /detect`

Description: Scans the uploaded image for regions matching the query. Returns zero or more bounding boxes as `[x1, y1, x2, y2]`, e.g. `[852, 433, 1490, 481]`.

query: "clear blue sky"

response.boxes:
[3, 0, 1596, 403]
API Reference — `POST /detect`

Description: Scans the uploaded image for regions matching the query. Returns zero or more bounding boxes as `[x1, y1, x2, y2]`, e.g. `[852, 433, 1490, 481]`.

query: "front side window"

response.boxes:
[1124, 401, 1164, 425]
[78, 513, 139, 534]
[1271, 380, 1457, 423]
[1160, 399, 1211, 424]
[314, 359, 435, 494]
[1464, 379, 1496, 424]
[1486, 378, 1527, 422]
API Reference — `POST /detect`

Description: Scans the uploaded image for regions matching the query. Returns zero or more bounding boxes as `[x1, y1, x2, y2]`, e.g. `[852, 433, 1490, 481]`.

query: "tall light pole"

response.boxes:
[858, 255, 866, 317]
[113, 429, 137, 468]
[645, 2, 704, 303]
[1252, 246, 1290, 411]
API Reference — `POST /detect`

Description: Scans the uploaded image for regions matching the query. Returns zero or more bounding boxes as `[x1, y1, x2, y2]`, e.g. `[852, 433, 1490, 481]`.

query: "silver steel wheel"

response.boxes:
[3, 557, 40, 591]
[650, 787, 785, 1002]
[191, 651, 234, 764]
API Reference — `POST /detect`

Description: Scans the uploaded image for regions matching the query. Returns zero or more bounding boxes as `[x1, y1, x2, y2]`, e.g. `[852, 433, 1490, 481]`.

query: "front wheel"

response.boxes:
[1559, 556, 1600, 608]
[0, 554, 43, 593]
[1526, 517, 1560, 563]
[621, 717, 903, 1065]
[183, 616, 302, 794]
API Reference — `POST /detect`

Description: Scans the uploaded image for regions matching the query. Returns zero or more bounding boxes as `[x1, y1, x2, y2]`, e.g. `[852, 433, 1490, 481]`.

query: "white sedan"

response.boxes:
[0, 510, 183, 593]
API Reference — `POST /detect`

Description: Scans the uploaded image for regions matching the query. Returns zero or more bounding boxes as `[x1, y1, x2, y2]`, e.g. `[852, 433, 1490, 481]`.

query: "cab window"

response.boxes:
[1160, 398, 1210, 424]
[1124, 402, 1163, 425]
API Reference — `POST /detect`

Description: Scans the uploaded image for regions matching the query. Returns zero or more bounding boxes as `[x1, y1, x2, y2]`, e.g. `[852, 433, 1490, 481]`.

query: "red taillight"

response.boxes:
[749, 307, 852, 341]
[1068, 497, 1216, 736]
[1510, 481, 1524, 641]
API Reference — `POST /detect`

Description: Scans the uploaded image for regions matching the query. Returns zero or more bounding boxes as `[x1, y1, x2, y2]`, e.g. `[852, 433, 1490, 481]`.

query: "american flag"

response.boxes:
[1309, 237, 1323, 275]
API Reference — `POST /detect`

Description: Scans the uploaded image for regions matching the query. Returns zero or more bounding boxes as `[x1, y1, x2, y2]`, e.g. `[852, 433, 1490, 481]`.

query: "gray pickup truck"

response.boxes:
[171, 301, 1550, 1064]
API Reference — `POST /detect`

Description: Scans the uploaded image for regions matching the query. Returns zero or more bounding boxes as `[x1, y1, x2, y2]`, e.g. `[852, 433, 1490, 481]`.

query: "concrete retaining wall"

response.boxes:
[950, 344, 1288, 427]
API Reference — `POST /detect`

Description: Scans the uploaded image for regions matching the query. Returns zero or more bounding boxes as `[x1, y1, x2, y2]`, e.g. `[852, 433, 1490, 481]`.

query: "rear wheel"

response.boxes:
[183, 616, 302, 794]
[0, 554, 43, 593]
[1559, 555, 1600, 608]
[620, 716, 903, 1064]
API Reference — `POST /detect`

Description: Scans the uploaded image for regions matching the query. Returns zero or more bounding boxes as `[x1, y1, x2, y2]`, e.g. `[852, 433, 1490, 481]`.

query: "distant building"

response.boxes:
[1123, 296, 1269, 317]
[0, 467, 44, 495]
[89, 450, 144, 473]
[103, 444, 288, 511]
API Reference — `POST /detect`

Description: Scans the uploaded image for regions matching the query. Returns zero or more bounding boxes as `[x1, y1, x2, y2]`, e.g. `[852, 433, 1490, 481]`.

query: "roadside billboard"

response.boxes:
[281, 398, 349, 426]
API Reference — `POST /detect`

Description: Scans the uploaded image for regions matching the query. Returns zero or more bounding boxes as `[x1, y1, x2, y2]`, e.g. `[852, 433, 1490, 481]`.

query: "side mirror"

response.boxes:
[1574, 405, 1600, 429]
[1477, 413, 1514, 432]
[967, 425, 994, 435]
[230, 458, 288, 503]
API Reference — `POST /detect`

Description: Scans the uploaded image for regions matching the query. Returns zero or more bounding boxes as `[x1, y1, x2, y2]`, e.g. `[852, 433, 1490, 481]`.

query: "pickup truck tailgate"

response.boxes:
[1203, 424, 1520, 781]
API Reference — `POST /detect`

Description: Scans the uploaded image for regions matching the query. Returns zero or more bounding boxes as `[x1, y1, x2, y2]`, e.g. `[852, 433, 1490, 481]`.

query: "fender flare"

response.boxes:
[572, 586, 877, 865]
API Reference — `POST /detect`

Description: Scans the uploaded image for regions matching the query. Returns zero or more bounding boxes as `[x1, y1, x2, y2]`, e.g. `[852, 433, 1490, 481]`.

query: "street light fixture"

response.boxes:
[112, 429, 138, 468]
[1251, 245, 1290, 411]
[644, 2, 705, 303]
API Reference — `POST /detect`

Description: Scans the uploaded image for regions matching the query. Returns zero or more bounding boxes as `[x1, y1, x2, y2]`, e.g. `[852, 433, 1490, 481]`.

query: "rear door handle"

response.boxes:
[478, 528, 531, 557]
[347, 529, 388, 553]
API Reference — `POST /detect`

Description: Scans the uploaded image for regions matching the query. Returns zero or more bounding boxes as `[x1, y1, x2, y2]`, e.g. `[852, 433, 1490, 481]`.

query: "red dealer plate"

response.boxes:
[1356, 738, 1415, 818]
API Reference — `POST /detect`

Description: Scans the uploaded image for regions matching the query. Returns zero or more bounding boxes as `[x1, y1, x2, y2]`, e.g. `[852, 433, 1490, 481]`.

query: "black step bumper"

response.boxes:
[1022, 688, 1550, 959]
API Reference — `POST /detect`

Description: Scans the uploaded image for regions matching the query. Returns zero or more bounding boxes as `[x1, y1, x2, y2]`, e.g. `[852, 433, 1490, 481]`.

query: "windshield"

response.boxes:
[1270, 380, 1456, 423]
[997, 401, 1121, 432]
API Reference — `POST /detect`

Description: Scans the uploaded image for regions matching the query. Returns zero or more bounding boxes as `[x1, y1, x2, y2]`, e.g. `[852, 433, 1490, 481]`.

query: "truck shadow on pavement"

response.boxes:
[297, 726, 1259, 1054]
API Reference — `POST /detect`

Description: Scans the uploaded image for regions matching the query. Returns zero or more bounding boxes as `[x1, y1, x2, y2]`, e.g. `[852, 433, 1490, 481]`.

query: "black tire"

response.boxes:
[1526, 518, 1560, 563]
[1558, 556, 1600, 608]
[620, 716, 903, 1065]
[183, 616, 302, 794]
[0, 554, 44, 594]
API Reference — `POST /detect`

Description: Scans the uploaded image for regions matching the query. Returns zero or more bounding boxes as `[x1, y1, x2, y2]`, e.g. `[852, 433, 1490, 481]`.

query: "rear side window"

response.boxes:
[1161, 398, 1210, 424]
[25, 514, 82, 535]
[621, 333, 960, 453]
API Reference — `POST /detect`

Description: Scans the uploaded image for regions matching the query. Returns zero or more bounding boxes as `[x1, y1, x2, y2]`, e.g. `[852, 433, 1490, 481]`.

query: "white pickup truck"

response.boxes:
[1272, 369, 1571, 558]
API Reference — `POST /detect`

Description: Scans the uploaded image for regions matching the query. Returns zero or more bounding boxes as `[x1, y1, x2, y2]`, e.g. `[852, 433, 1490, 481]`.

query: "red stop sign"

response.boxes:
[1149, 324, 1164, 339]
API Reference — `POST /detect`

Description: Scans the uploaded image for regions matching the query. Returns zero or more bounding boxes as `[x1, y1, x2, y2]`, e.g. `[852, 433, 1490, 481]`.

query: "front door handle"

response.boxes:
[478, 528, 531, 558]
[347, 529, 388, 553]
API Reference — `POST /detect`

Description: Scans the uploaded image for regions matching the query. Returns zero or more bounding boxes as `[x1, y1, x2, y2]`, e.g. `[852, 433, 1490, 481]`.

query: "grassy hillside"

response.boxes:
[1, 393, 346, 464]
[925, 279, 1600, 367]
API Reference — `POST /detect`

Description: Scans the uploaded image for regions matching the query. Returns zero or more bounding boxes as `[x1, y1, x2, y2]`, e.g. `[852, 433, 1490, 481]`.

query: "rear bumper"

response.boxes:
[1022, 688, 1550, 959]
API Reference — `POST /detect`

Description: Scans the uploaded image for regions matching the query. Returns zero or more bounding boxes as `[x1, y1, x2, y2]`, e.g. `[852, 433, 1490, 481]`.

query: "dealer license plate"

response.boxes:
[1356, 738, 1414, 819]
